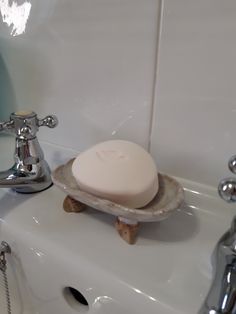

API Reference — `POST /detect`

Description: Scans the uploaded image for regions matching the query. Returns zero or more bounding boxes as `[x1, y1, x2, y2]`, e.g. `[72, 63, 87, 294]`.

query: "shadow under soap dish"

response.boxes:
[52, 159, 184, 244]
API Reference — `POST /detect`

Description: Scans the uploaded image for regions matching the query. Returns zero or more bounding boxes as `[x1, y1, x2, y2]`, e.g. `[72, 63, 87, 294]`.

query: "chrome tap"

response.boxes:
[218, 154, 236, 203]
[0, 111, 58, 193]
[199, 155, 236, 314]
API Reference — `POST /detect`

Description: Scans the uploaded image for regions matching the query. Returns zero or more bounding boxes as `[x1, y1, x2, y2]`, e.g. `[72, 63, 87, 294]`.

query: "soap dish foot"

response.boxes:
[63, 196, 87, 213]
[115, 217, 139, 245]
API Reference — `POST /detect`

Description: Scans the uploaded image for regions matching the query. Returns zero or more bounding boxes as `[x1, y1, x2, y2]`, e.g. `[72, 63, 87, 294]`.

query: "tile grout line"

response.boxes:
[148, 0, 164, 153]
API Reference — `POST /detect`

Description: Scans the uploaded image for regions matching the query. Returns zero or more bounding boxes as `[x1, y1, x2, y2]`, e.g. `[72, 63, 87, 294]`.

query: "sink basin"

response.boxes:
[0, 137, 235, 314]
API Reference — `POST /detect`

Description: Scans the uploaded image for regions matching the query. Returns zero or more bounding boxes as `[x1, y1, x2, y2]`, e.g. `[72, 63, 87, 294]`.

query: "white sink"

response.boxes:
[0, 137, 235, 314]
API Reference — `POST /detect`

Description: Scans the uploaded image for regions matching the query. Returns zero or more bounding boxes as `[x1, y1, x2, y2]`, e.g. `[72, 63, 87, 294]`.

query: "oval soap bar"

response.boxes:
[72, 140, 159, 208]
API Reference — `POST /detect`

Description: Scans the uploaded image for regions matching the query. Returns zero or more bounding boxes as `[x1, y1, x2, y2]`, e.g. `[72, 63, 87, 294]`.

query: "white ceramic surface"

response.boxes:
[0, 137, 235, 314]
[0, 0, 160, 151]
[151, 0, 236, 187]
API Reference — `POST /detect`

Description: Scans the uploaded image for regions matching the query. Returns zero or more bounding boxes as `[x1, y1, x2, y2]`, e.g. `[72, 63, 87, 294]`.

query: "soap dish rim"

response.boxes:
[51, 159, 184, 222]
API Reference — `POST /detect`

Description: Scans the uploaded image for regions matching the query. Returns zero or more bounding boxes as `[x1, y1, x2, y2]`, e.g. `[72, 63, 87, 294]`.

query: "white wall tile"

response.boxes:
[151, 0, 236, 187]
[0, 0, 160, 152]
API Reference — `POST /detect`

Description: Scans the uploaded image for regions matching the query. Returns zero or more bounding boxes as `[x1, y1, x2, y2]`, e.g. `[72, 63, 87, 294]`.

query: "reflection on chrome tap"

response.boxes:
[199, 221, 236, 314]
[200, 155, 236, 313]
[0, 0, 31, 36]
[0, 111, 58, 193]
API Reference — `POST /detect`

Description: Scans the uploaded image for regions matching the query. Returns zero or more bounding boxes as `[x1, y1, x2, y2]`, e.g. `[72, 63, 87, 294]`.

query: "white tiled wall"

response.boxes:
[0, 0, 160, 151]
[1, 0, 236, 188]
[151, 0, 236, 188]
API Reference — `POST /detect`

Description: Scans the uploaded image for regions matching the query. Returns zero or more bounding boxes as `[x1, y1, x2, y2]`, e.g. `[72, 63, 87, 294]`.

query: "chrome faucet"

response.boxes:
[199, 155, 236, 314]
[0, 111, 58, 193]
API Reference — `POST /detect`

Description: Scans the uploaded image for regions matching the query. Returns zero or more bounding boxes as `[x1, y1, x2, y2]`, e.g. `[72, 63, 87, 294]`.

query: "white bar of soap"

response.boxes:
[72, 140, 159, 208]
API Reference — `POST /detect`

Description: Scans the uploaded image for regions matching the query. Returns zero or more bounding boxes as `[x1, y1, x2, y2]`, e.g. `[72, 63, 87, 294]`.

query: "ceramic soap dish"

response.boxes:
[52, 159, 184, 244]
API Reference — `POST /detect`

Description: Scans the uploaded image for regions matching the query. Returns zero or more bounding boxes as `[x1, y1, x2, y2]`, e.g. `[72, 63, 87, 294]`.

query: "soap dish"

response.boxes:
[52, 159, 184, 244]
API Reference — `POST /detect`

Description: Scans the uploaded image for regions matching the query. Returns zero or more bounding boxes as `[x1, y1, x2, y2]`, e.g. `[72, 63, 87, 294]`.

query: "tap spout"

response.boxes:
[199, 219, 236, 314]
[0, 161, 52, 193]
